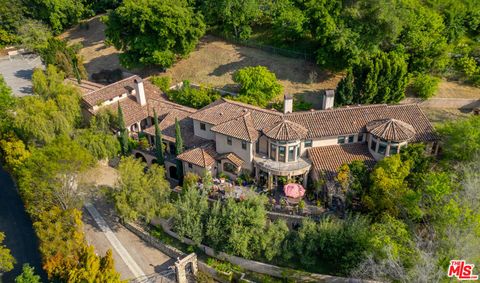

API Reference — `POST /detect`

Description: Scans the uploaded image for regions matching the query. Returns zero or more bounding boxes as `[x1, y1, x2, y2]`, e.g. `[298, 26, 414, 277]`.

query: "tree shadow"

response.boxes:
[153, 258, 176, 273]
[62, 16, 108, 49]
[14, 69, 33, 80]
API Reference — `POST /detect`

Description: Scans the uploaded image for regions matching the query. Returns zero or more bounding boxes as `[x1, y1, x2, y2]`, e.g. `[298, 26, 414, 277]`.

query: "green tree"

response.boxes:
[0, 0, 26, 46]
[17, 19, 53, 51]
[117, 103, 129, 155]
[166, 81, 221, 109]
[260, 220, 289, 261]
[201, 0, 260, 39]
[153, 109, 164, 165]
[411, 73, 440, 100]
[175, 118, 184, 183]
[0, 232, 15, 273]
[17, 136, 95, 212]
[39, 39, 87, 80]
[104, 0, 206, 68]
[73, 129, 120, 160]
[115, 157, 172, 221]
[174, 186, 208, 245]
[15, 264, 41, 283]
[0, 133, 31, 172]
[232, 66, 283, 107]
[0, 75, 16, 132]
[67, 246, 122, 283]
[437, 115, 480, 161]
[29, 0, 87, 34]
[335, 69, 355, 106]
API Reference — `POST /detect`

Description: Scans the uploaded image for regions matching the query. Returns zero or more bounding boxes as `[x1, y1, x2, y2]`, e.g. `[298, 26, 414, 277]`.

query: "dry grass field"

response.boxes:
[436, 80, 480, 99]
[61, 17, 341, 108]
[420, 107, 471, 126]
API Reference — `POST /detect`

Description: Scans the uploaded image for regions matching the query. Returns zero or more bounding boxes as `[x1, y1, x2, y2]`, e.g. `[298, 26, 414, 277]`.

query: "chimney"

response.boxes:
[322, 89, 335, 110]
[283, 94, 293, 114]
[134, 78, 146, 106]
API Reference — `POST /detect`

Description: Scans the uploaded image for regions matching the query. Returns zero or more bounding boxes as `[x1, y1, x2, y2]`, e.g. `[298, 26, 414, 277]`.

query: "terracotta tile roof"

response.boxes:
[285, 104, 436, 142]
[82, 75, 143, 107]
[263, 118, 308, 141]
[210, 112, 260, 142]
[308, 144, 376, 179]
[366, 118, 416, 142]
[177, 143, 217, 168]
[217, 152, 244, 167]
[189, 98, 282, 130]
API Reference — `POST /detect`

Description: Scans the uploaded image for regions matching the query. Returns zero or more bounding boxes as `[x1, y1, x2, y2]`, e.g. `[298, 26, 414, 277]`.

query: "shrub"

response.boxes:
[411, 73, 440, 100]
[167, 81, 221, 109]
[150, 76, 171, 92]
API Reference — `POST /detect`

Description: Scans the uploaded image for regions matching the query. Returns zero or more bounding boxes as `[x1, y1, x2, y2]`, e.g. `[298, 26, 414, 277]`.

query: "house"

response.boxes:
[76, 75, 438, 189]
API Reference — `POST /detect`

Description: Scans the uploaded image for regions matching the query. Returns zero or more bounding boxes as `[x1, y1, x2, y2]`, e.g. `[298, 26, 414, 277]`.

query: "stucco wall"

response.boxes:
[215, 133, 253, 170]
[193, 120, 215, 140]
[257, 135, 268, 155]
[182, 161, 215, 178]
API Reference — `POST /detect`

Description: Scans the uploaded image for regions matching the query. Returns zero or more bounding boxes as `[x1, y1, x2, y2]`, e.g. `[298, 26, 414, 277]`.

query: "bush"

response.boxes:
[411, 73, 440, 99]
[167, 81, 221, 109]
[150, 76, 171, 92]
[232, 66, 283, 107]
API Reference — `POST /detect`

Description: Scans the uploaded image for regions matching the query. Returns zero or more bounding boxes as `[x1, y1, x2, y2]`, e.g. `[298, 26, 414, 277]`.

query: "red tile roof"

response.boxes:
[82, 75, 142, 107]
[366, 118, 416, 142]
[210, 112, 259, 142]
[308, 144, 376, 179]
[263, 118, 308, 141]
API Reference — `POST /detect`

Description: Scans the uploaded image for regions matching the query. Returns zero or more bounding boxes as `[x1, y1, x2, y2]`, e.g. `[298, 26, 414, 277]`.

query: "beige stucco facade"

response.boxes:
[215, 133, 254, 171]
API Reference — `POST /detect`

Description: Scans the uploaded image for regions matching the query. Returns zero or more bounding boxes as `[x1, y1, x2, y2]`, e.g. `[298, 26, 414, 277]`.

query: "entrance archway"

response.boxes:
[169, 166, 178, 180]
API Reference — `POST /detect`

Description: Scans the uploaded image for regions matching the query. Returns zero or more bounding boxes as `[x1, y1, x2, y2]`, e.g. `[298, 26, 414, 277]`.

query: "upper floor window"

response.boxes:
[304, 140, 312, 148]
[278, 146, 286, 162]
[200, 123, 206, 131]
[288, 146, 296, 162]
[370, 139, 377, 151]
[188, 163, 193, 169]
[348, 135, 354, 143]
[270, 143, 277, 161]
[227, 137, 232, 145]
[241, 141, 247, 150]
[378, 142, 387, 155]
[389, 144, 398, 155]
[338, 136, 346, 144]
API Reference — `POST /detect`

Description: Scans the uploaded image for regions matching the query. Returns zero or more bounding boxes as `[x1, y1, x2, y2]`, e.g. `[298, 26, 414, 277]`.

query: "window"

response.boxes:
[188, 163, 193, 169]
[378, 143, 387, 155]
[270, 143, 277, 161]
[348, 135, 354, 143]
[358, 134, 364, 142]
[227, 137, 232, 145]
[389, 144, 398, 155]
[338, 136, 346, 144]
[242, 141, 247, 150]
[288, 146, 296, 162]
[223, 162, 236, 174]
[370, 139, 377, 151]
[200, 123, 206, 131]
[279, 146, 286, 162]
[305, 140, 312, 148]
[297, 146, 300, 157]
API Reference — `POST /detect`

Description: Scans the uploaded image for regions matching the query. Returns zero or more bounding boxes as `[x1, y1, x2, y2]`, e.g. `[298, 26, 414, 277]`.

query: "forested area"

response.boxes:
[0, 67, 123, 281]
[102, 0, 480, 105]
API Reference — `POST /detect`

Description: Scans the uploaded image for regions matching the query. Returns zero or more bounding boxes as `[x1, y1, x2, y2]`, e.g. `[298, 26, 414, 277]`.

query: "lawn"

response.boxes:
[420, 107, 471, 126]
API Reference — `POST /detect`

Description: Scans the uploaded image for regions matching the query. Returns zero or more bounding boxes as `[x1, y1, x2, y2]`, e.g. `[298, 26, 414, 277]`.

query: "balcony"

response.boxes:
[253, 154, 311, 176]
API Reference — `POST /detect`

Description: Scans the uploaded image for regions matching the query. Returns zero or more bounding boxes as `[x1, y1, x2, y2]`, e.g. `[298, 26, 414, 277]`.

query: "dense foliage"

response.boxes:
[104, 0, 206, 68]
[0, 66, 123, 281]
[232, 66, 283, 107]
[166, 81, 221, 109]
[0, 232, 15, 273]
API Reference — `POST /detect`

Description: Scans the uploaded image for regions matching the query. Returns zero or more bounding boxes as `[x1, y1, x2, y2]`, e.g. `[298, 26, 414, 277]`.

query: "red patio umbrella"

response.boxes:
[283, 183, 305, 199]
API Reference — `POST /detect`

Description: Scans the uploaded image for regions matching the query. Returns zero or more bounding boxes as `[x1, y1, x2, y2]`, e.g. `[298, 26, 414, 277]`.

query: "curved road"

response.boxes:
[0, 167, 47, 282]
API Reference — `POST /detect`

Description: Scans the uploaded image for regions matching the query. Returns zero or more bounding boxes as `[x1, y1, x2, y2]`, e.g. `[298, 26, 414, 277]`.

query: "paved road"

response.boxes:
[0, 167, 47, 282]
[82, 198, 174, 281]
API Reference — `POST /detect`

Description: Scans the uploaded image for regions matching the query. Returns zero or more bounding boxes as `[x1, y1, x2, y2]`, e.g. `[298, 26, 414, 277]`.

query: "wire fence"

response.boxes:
[214, 35, 316, 62]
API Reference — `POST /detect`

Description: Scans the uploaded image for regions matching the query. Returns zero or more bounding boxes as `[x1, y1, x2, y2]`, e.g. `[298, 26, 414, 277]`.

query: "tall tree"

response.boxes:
[0, 232, 15, 274]
[15, 264, 41, 283]
[153, 109, 164, 165]
[115, 157, 172, 221]
[175, 118, 184, 183]
[174, 186, 209, 245]
[335, 69, 355, 106]
[232, 66, 283, 107]
[117, 103, 129, 155]
[104, 0, 206, 68]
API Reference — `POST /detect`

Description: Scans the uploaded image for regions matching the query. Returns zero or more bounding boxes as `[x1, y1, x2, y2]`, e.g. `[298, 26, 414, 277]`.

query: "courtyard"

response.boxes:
[0, 53, 43, 96]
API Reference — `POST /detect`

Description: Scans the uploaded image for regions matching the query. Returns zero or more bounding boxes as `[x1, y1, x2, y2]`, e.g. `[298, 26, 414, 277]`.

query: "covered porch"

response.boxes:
[253, 155, 311, 189]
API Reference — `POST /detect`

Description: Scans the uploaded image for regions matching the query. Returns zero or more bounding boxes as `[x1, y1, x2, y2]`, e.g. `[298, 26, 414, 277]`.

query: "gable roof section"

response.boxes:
[210, 112, 260, 142]
[177, 143, 217, 168]
[82, 75, 142, 107]
[308, 144, 376, 180]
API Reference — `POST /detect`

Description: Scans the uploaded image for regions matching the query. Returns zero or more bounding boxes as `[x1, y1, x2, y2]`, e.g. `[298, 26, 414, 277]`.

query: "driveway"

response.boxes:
[82, 198, 174, 281]
[0, 55, 44, 96]
[0, 168, 47, 282]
